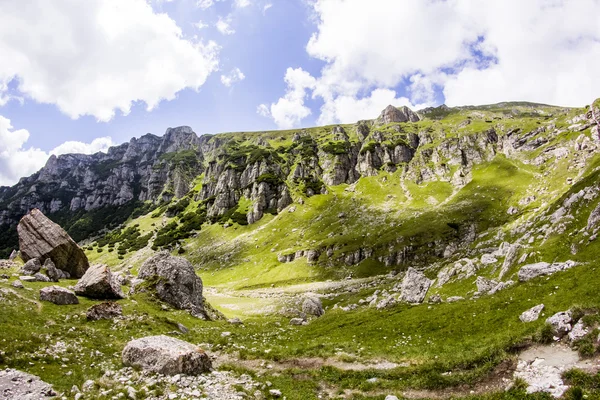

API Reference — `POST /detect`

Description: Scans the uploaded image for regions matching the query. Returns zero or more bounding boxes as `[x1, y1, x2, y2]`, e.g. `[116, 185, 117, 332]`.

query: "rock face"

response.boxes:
[0, 368, 56, 399]
[302, 296, 324, 317]
[74, 264, 124, 299]
[39, 286, 79, 305]
[520, 304, 544, 322]
[137, 252, 209, 319]
[399, 267, 433, 304]
[377, 105, 420, 124]
[518, 261, 576, 282]
[87, 302, 123, 321]
[17, 209, 89, 278]
[122, 335, 212, 375]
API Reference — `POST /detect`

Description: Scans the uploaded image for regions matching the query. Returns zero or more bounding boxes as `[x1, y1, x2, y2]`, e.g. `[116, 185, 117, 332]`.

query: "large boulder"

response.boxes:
[377, 105, 420, 124]
[518, 261, 576, 282]
[0, 368, 56, 399]
[74, 264, 124, 299]
[122, 335, 212, 375]
[136, 252, 210, 319]
[399, 267, 433, 304]
[39, 286, 79, 305]
[302, 296, 324, 317]
[17, 209, 89, 278]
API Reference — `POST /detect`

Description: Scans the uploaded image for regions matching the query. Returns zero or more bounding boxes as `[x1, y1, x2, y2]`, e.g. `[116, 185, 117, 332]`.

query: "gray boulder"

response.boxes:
[43, 258, 68, 282]
[475, 276, 498, 293]
[518, 261, 576, 281]
[17, 208, 89, 278]
[86, 302, 123, 321]
[20, 258, 41, 275]
[399, 267, 433, 304]
[302, 296, 324, 317]
[137, 252, 212, 319]
[39, 286, 79, 305]
[122, 335, 212, 375]
[546, 311, 572, 337]
[11, 280, 24, 289]
[0, 368, 56, 399]
[377, 105, 420, 124]
[33, 273, 51, 282]
[568, 320, 588, 342]
[74, 264, 124, 299]
[519, 304, 544, 322]
[289, 318, 306, 326]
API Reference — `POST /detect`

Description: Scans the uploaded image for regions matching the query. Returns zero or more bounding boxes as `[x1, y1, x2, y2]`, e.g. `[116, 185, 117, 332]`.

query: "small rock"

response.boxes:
[520, 304, 544, 323]
[289, 318, 305, 326]
[546, 311, 572, 337]
[20, 258, 42, 275]
[40, 286, 79, 305]
[86, 302, 123, 321]
[269, 389, 282, 397]
[228, 318, 243, 325]
[33, 272, 51, 282]
[302, 296, 324, 317]
[568, 319, 588, 342]
[11, 280, 24, 289]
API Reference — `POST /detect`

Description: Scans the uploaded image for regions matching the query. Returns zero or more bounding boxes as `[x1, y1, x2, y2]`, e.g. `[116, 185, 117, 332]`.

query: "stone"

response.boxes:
[399, 267, 433, 304]
[39, 286, 79, 305]
[302, 296, 324, 317]
[376, 295, 397, 310]
[306, 249, 320, 263]
[74, 264, 124, 299]
[43, 258, 67, 282]
[20, 276, 37, 282]
[122, 335, 212, 375]
[228, 318, 243, 325]
[518, 261, 576, 281]
[33, 273, 50, 282]
[0, 368, 56, 399]
[269, 389, 282, 398]
[20, 258, 42, 275]
[8, 250, 18, 260]
[446, 296, 464, 303]
[86, 302, 123, 321]
[11, 280, 24, 289]
[475, 276, 498, 293]
[385, 396, 399, 400]
[507, 206, 519, 215]
[568, 320, 588, 342]
[546, 311, 572, 337]
[136, 252, 211, 319]
[520, 304, 544, 323]
[480, 254, 498, 265]
[289, 318, 305, 326]
[17, 209, 89, 278]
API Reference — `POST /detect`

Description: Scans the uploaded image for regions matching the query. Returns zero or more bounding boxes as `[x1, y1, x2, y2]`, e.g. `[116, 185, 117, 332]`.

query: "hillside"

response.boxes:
[1, 99, 600, 399]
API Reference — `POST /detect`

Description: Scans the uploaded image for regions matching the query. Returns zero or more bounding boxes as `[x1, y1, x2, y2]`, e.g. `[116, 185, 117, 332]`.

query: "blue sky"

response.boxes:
[1, 0, 599, 186]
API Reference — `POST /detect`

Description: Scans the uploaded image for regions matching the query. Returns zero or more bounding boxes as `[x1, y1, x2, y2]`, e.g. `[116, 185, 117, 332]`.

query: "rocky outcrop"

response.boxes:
[399, 267, 433, 304]
[39, 286, 79, 305]
[136, 252, 215, 319]
[87, 302, 123, 321]
[546, 311, 572, 337]
[0, 369, 56, 399]
[377, 105, 420, 124]
[122, 335, 212, 375]
[74, 264, 124, 299]
[18, 209, 89, 278]
[518, 261, 576, 282]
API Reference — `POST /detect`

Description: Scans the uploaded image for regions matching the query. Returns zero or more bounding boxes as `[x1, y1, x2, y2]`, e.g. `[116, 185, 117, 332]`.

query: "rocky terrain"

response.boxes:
[0, 99, 600, 399]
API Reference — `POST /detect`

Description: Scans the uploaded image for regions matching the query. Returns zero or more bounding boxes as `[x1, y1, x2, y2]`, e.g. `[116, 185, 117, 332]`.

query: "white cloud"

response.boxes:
[234, 0, 251, 8]
[0, 115, 114, 187]
[259, 68, 316, 129]
[263, 3, 272, 14]
[263, 0, 600, 127]
[0, 0, 220, 122]
[220, 67, 246, 87]
[216, 15, 235, 35]
[196, 0, 222, 9]
[194, 20, 208, 29]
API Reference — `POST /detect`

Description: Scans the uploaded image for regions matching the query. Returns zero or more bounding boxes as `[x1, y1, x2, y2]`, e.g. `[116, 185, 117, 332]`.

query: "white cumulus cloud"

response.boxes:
[0, 115, 114, 187]
[221, 68, 246, 87]
[216, 15, 235, 35]
[261, 0, 600, 128]
[0, 0, 220, 122]
[235, 0, 251, 8]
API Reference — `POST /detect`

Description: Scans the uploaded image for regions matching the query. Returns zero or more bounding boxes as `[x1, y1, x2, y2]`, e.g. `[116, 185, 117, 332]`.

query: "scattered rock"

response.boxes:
[376, 295, 397, 310]
[520, 304, 544, 323]
[289, 318, 306, 326]
[0, 368, 56, 399]
[302, 296, 324, 317]
[228, 318, 243, 325]
[518, 261, 576, 282]
[74, 264, 124, 300]
[122, 335, 212, 376]
[43, 258, 68, 282]
[33, 273, 51, 282]
[480, 254, 498, 265]
[86, 302, 123, 321]
[20, 258, 42, 275]
[546, 311, 572, 338]
[11, 280, 24, 289]
[399, 267, 433, 304]
[136, 252, 214, 319]
[17, 208, 89, 278]
[507, 206, 519, 215]
[269, 389, 282, 398]
[475, 276, 497, 293]
[568, 320, 588, 342]
[446, 296, 464, 303]
[39, 286, 79, 305]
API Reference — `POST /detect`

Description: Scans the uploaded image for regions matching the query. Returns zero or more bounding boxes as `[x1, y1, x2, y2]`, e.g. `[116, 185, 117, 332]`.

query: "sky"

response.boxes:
[1, 0, 600, 186]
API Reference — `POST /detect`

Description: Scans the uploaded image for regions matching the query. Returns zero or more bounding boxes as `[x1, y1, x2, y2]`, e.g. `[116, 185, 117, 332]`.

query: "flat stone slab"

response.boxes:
[0, 368, 56, 399]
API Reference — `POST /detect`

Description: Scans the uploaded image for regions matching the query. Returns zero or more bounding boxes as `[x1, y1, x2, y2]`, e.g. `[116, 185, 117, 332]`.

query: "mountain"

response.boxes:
[2, 99, 600, 399]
